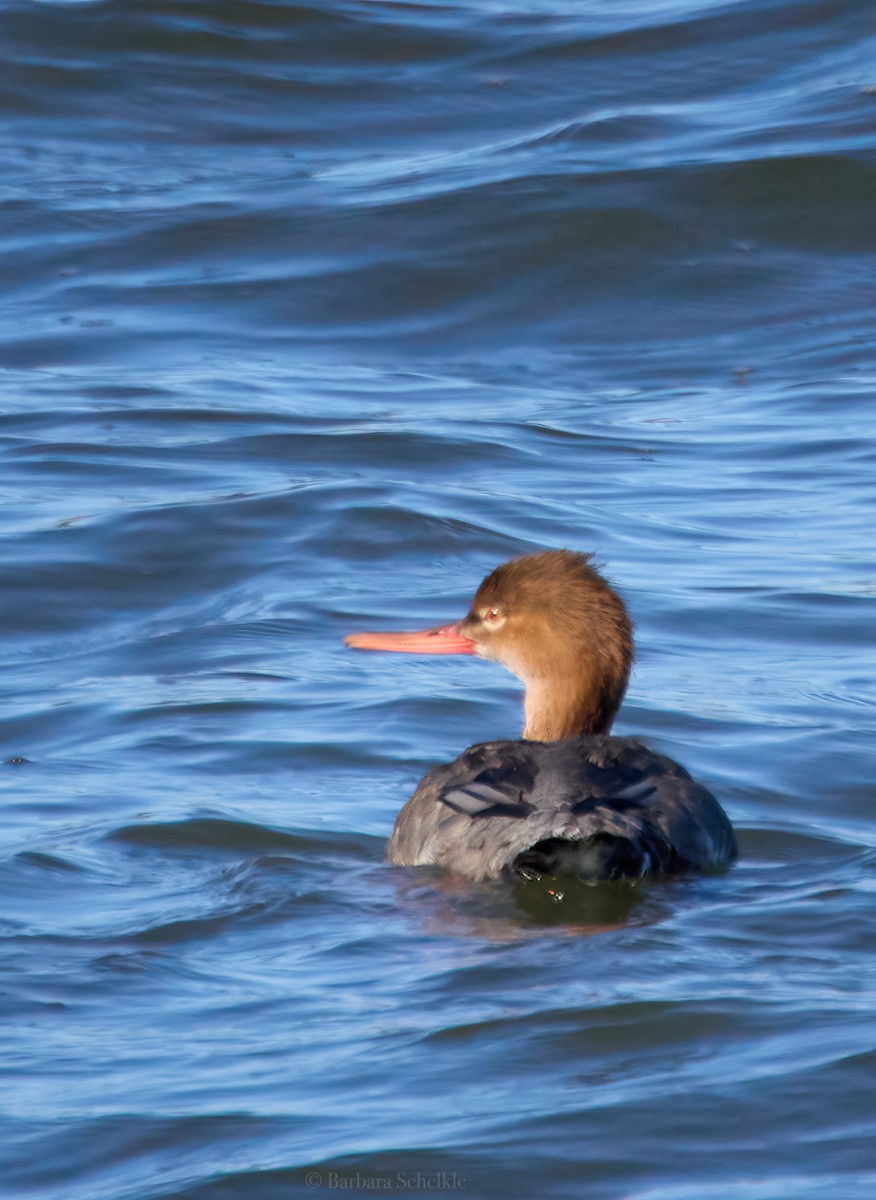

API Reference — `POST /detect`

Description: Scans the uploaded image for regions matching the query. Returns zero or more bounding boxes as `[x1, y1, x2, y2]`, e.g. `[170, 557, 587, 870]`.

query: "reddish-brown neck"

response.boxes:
[521, 661, 628, 741]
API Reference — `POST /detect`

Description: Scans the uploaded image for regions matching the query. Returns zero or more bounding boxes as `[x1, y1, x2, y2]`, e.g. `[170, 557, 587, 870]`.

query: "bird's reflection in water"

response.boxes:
[509, 873, 645, 928]
[390, 867, 653, 941]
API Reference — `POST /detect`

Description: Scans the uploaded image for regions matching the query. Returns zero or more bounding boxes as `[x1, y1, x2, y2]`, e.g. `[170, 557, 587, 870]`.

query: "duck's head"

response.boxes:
[345, 549, 633, 741]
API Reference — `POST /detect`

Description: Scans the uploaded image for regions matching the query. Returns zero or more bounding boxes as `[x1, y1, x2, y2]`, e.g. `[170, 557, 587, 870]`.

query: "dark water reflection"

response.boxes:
[2, 0, 875, 1198]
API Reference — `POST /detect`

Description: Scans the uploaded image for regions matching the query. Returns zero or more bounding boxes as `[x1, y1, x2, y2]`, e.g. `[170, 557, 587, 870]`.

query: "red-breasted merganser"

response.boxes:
[345, 550, 736, 883]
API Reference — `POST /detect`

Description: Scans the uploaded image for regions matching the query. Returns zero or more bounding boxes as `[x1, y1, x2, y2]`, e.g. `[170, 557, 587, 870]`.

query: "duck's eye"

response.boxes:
[484, 607, 503, 624]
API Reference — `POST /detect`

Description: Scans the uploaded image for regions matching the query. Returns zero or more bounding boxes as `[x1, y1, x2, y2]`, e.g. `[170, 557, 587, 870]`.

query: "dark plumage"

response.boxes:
[345, 550, 736, 883]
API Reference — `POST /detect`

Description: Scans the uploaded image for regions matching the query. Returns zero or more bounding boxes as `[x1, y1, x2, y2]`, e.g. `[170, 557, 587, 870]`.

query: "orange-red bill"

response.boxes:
[344, 622, 475, 655]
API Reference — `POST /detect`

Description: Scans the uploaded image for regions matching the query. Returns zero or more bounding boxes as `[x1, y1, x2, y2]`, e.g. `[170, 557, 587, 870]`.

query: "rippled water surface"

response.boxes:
[2, 1, 875, 1197]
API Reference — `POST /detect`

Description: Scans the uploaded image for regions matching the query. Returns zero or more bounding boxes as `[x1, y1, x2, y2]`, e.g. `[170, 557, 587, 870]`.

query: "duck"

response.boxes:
[344, 550, 736, 883]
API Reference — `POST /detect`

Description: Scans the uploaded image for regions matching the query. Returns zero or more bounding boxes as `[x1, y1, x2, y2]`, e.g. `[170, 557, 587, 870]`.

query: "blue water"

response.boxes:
[2, 1, 875, 1197]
